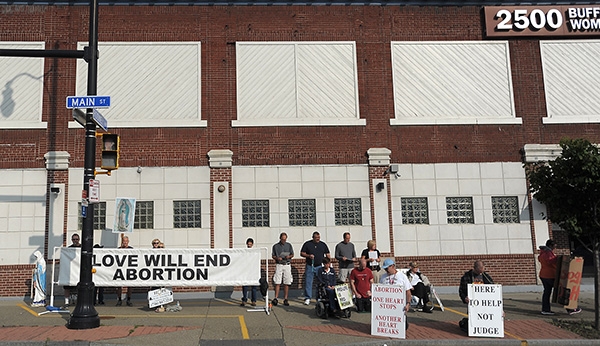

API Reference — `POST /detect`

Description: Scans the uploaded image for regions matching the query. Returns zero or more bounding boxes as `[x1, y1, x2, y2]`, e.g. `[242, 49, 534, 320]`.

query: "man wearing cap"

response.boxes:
[380, 259, 412, 322]
[406, 261, 432, 313]
[300, 231, 330, 305]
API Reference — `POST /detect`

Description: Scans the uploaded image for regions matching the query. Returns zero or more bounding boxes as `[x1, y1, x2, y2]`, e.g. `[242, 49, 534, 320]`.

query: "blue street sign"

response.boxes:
[93, 109, 108, 131]
[66, 95, 111, 109]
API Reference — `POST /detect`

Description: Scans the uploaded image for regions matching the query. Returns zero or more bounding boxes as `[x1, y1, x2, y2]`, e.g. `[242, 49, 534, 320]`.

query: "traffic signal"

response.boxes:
[101, 133, 119, 170]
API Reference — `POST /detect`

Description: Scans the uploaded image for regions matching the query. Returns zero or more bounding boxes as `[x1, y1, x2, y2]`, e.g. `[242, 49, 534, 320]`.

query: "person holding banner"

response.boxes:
[116, 235, 133, 306]
[63, 233, 81, 307]
[459, 260, 493, 304]
[300, 231, 330, 305]
[379, 259, 412, 330]
[538, 239, 582, 315]
[458, 260, 494, 332]
[241, 238, 258, 307]
[272, 232, 294, 307]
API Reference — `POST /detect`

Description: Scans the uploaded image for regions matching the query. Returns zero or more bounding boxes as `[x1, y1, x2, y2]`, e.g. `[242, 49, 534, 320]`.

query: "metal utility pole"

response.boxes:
[67, 0, 100, 329]
[0, 1, 101, 329]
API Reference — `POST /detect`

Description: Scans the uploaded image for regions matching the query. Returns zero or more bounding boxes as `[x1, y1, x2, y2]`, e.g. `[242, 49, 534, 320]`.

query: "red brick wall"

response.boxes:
[0, 4, 593, 296]
[0, 265, 34, 297]
[1, 4, 599, 170]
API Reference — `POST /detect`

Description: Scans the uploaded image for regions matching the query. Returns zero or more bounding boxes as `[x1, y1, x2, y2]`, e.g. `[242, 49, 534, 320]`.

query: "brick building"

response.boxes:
[1, 0, 599, 297]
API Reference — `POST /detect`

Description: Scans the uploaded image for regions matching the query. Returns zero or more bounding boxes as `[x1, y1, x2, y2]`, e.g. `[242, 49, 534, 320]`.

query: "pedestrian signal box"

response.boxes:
[101, 133, 119, 170]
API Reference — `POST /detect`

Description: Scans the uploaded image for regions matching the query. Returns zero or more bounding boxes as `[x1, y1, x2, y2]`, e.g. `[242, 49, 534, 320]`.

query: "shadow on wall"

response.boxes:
[1, 72, 45, 118]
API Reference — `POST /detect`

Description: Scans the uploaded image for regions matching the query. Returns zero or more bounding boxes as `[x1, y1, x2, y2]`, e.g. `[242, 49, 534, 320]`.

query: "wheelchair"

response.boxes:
[315, 283, 352, 319]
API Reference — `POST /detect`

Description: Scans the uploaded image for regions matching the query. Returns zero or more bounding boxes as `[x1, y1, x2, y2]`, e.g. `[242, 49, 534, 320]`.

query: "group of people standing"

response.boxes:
[266, 231, 434, 316]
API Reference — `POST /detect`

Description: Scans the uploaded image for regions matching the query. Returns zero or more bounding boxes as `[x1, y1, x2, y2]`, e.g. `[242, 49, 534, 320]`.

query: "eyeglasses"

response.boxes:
[152, 242, 159, 245]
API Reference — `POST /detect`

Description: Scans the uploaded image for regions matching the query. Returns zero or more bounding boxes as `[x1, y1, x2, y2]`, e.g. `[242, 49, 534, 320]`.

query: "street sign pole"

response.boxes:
[67, 0, 100, 329]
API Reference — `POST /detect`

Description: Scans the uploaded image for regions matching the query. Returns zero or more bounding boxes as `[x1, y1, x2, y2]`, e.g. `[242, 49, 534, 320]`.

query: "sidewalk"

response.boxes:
[0, 286, 597, 346]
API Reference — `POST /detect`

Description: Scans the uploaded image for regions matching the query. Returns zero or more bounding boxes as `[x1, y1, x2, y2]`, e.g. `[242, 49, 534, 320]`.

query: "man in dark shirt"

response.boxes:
[300, 231, 330, 305]
[271, 232, 294, 307]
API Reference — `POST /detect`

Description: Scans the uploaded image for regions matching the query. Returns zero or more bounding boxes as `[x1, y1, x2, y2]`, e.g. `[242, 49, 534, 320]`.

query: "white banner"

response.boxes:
[59, 248, 261, 287]
[467, 284, 504, 338]
[371, 283, 406, 339]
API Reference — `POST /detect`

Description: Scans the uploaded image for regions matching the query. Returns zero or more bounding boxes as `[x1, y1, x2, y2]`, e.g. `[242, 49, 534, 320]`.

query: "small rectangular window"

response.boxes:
[134, 201, 154, 229]
[78, 202, 106, 231]
[334, 198, 362, 226]
[242, 200, 269, 227]
[401, 197, 429, 224]
[173, 200, 201, 228]
[288, 199, 316, 227]
[492, 196, 520, 223]
[446, 197, 474, 224]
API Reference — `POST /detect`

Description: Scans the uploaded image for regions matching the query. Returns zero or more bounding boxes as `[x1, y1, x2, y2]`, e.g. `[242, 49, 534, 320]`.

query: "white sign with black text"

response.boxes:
[468, 284, 504, 338]
[334, 283, 354, 310]
[148, 287, 174, 308]
[371, 283, 406, 339]
[58, 248, 261, 287]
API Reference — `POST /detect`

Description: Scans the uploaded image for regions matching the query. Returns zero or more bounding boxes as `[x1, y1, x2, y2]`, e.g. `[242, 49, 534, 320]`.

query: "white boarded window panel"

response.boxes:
[0, 42, 46, 128]
[541, 40, 600, 124]
[237, 44, 297, 119]
[235, 42, 364, 127]
[390, 41, 519, 126]
[73, 42, 204, 128]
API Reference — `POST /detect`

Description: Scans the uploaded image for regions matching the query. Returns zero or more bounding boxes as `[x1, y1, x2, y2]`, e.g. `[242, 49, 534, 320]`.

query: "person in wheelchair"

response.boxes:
[316, 257, 342, 316]
[406, 262, 433, 313]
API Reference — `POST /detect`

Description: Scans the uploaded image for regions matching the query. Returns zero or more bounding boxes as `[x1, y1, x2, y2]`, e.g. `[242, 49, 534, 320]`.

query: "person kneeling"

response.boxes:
[350, 258, 374, 313]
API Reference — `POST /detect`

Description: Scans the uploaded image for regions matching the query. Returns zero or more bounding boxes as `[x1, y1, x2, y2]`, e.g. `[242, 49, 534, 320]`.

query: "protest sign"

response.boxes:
[371, 283, 406, 339]
[467, 284, 504, 338]
[59, 248, 261, 287]
[334, 283, 354, 310]
[556, 256, 584, 309]
[148, 287, 174, 308]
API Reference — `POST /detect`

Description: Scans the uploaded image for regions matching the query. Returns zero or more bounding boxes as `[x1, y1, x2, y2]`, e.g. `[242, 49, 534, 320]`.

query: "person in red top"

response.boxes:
[539, 239, 582, 315]
[349, 258, 374, 312]
[538, 239, 558, 315]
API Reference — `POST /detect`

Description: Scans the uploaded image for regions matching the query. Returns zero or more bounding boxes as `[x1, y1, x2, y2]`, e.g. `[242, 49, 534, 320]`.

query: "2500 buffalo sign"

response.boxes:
[58, 248, 261, 287]
[485, 5, 600, 37]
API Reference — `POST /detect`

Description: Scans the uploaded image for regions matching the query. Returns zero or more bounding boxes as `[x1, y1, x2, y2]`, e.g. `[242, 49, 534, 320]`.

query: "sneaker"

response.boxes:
[304, 298, 310, 305]
[126, 300, 132, 307]
[251, 302, 256, 307]
[271, 298, 278, 306]
[283, 299, 289, 306]
[240, 301, 246, 307]
[116, 300, 122, 306]
[98, 301, 105, 305]
[541, 310, 555, 315]
[568, 307, 582, 315]
[423, 306, 433, 313]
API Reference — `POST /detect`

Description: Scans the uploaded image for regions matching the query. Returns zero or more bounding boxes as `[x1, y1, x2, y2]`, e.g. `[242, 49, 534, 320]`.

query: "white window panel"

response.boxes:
[390, 41, 519, 125]
[72, 42, 204, 128]
[235, 42, 364, 127]
[0, 42, 46, 129]
[541, 40, 600, 124]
